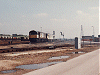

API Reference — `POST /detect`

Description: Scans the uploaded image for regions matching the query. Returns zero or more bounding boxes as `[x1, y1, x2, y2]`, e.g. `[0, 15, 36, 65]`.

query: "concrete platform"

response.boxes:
[23, 49, 99, 75]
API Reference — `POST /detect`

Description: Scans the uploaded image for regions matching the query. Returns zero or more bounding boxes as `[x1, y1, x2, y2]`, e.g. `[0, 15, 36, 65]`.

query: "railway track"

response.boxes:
[0, 44, 74, 53]
[0, 41, 99, 53]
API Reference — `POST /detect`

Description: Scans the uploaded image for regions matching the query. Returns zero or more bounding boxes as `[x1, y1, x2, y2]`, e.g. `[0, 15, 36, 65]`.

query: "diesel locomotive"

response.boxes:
[29, 30, 51, 42]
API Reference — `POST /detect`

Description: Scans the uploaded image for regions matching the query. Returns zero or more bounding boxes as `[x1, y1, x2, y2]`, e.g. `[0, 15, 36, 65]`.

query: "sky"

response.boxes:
[0, 0, 99, 39]
[99, 0, 100, 35]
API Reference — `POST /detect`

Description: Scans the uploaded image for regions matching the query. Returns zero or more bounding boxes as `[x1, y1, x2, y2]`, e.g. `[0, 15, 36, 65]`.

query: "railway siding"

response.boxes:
[0, 44, 74, 53]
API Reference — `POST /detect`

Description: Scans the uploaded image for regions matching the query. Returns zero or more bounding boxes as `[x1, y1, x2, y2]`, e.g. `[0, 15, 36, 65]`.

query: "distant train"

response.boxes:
[29, 30, 52, 42]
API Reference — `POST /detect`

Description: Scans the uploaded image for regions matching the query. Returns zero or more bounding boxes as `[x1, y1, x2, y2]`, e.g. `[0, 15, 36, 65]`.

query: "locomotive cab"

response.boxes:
[29, 30, 38, 42]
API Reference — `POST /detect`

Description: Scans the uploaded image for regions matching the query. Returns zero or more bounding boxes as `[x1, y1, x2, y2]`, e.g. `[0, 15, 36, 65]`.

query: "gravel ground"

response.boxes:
[0, 44, 99, 75]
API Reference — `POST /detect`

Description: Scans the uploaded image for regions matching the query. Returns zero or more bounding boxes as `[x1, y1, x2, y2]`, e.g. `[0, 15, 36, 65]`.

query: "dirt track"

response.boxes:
[0, 43, 99, 75]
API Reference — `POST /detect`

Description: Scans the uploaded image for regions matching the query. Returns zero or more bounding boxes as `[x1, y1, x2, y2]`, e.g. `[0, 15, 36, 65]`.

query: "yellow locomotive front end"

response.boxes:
[29, 35, 37, 38]
[29, 30, 38, 42]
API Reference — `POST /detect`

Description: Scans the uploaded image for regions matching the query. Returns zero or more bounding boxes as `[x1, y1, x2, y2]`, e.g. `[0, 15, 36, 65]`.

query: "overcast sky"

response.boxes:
[0, 0, 99, 39]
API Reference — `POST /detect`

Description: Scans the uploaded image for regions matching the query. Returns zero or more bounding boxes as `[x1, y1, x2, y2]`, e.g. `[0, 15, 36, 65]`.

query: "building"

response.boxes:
[82, 35, 100, 42]
[82, 36, 93, 41]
